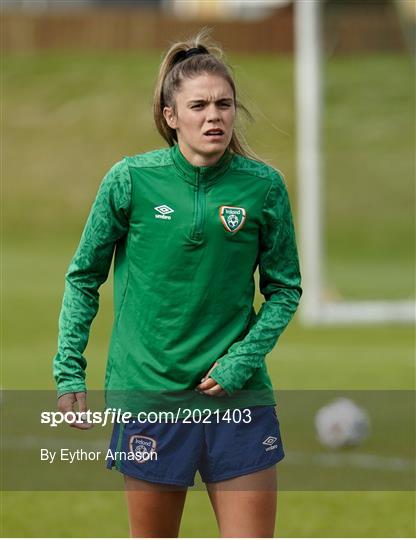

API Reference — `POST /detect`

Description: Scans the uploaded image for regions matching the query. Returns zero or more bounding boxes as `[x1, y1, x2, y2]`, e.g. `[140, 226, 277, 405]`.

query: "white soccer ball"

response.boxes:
[315, 398, 370, 449]
[228, 215, 238, 228]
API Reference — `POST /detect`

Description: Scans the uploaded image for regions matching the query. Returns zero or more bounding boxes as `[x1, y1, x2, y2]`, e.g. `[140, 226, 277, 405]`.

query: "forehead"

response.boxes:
[178, 73, 234, 100]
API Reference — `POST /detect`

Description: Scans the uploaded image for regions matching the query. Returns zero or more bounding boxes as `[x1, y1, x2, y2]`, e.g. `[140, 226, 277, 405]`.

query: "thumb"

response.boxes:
[75, 391, 87, 413]
[72, 392, 92, 430]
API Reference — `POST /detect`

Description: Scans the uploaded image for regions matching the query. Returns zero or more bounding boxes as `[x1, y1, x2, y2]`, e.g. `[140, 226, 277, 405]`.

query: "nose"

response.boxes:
[206, 103, 221, 123]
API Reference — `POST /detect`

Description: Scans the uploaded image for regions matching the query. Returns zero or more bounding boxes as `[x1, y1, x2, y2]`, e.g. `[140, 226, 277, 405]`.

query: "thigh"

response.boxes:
[206, 465, 277, 538]
[124, 474, 187, 538]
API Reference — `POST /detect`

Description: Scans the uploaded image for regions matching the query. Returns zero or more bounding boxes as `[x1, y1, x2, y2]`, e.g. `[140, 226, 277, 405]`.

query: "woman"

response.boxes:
[54, 30, 302, 537]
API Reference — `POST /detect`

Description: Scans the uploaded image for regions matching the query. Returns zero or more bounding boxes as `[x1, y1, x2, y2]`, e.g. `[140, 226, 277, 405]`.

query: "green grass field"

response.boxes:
[2, 50, 415, 537]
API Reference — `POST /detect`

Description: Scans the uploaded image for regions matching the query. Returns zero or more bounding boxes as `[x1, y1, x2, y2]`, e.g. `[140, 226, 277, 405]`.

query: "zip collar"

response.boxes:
[170, 143, 233, 187]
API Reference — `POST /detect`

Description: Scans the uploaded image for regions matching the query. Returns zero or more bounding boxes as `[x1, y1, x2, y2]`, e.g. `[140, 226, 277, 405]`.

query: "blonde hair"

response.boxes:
[153, 28, 263, 162]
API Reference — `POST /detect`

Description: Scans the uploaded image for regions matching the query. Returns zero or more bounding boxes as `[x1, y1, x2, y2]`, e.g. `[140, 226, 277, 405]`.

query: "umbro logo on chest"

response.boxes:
[154, 204, 174, 220]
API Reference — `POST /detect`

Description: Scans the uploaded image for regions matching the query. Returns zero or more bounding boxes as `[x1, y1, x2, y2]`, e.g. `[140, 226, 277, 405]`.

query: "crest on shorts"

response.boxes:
[129, 435, 156, 464]
[219, 206, 246, 233]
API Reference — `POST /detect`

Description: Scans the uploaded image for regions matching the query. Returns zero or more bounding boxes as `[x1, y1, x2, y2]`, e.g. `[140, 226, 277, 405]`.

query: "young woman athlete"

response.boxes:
[53, 30, 302, 537]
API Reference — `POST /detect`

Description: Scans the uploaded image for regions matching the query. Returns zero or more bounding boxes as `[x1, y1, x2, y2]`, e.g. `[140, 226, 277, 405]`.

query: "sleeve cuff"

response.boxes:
[209, 365, 238, 395]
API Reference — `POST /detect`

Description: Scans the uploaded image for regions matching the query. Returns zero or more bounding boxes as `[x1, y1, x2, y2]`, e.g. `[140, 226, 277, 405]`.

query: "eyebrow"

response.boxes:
[187, 98, 234, 105]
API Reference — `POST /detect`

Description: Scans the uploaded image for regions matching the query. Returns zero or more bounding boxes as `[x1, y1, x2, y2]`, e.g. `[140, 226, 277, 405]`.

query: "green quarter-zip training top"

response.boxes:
[53, 143, 302, 411]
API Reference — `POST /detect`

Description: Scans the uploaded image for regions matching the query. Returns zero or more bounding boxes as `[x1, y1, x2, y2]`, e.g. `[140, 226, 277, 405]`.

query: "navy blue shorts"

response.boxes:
[106, 405, 284, 487]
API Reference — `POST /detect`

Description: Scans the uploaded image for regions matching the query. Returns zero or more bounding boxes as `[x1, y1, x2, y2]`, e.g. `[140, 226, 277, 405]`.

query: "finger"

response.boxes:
[201, 385, 223, 396]
[196, 379, 214, 390]
[197, 378, 217, 391]
[73, 392, 93, 429]
[198, 362, 219, 384]
[70, 421, 93, 431]
[70, 413, 93, 430]
[201, 384, 224, 396]
[57, 393, 76, 414]
[75, 392, 87, 412]
[57, 393, 92, 430]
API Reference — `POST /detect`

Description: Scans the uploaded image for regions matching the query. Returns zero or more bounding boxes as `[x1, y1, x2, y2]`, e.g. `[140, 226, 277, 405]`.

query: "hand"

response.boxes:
[196, 362, 226, 397]
[57, 391, 93, 430]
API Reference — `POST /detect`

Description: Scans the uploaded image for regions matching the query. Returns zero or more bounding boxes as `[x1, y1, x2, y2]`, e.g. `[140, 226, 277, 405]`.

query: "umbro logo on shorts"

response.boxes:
[263, 436, 277, 446]
[155, 204, 174, 220]
[263, 436, 278, 451]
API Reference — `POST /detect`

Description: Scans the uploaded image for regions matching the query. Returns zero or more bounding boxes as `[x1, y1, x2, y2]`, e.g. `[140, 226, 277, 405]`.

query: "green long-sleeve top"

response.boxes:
[53, 144, 302, 411]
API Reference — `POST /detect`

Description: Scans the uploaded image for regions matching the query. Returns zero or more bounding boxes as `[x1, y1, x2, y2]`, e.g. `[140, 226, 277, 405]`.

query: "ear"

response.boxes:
[163, 106, 178, 130]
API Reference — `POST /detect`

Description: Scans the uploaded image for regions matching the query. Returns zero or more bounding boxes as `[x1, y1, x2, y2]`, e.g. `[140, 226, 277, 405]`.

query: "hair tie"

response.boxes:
[185, 47, 207, 59]
[174, 46, 208, 64]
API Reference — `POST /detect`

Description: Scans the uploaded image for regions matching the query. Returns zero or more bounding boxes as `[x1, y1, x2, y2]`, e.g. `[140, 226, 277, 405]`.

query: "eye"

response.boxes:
[191, 104, 203, 109]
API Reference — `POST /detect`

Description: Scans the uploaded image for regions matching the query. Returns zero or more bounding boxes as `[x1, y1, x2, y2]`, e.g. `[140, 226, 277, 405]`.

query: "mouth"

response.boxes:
[204, 129, 225, 139]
